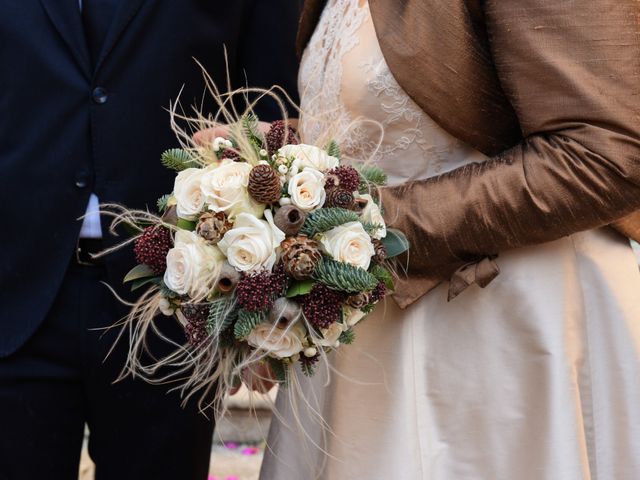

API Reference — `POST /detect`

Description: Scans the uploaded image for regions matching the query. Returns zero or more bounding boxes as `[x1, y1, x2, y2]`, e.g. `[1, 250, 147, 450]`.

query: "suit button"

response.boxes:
[92, 87, 109, 104]
[75, 171, 90, 189]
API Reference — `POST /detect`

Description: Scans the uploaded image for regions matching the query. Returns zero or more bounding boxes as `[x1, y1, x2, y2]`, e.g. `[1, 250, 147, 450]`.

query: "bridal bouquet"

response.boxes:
[111, 108, 408, 405]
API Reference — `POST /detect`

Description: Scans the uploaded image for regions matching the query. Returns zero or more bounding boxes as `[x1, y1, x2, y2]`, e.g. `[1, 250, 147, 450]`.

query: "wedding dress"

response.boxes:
[260, 1, 640, 478]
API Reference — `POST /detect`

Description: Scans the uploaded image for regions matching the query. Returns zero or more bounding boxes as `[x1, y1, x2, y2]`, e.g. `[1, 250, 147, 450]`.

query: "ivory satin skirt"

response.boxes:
[260, 227, 640, 480]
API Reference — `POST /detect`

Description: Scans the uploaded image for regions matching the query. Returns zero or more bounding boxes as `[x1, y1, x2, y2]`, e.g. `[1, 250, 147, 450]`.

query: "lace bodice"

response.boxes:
[298, 0, 487, 186]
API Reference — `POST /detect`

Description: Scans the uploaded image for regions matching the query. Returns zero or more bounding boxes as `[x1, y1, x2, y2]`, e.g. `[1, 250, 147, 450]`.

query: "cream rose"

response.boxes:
[357, 193, 387, 239]
[343, 306, 367, 327]
[173, 168, 206, 220]
[246, 322, 306, 359]
[200, 160, 264, 218]
[278, 144, 339, 172]
[319, 221, 375, 270]
[164, 230, 223, 299]
[217, 209, 286, 272]
[315, 321, 346, 348]
[287, 168, 326, 212]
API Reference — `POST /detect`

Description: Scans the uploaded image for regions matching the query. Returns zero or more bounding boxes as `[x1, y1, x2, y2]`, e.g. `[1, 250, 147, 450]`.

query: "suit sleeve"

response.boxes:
[382, 0, 640, 306]
[235, 0, 303, 121]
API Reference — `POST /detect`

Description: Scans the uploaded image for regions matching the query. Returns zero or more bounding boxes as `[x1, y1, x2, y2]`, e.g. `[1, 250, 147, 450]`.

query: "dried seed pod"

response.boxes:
[196, 211, 232, 244]
[281, 236, 322, 280]
[161, 205, 179, 226]
[353, 197, 369, 214]
[274, 205, 306, 235]
[325, 188, 355, 210]
[269, 297, 302, 329]
[216, 262, 241, 293]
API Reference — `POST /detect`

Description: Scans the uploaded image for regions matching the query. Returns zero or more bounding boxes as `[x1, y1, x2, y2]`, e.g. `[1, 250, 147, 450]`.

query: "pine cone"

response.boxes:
[248, 164, 281, 204]
[346, 291, 371, 309]
[196, 211, 232, 244]
[325, 188, 355, 210]
[266, 120, 299, 157]
[371, 238, 388, 263]
[281, 236, 322, 280]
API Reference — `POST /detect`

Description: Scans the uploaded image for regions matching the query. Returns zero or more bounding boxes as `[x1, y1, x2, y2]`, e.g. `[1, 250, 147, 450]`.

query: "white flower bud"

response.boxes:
[259, 149, 268, 157]
[304, 347, 318, 358]
[289, 165, 299, 176]
[158, 298, 175, 316]
[279, 197, 292, 206]
[278, 164, 289, 175]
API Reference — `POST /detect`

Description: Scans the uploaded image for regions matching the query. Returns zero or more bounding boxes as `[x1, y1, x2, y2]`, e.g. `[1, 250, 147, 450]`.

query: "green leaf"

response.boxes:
[159, 281, 180, 299]
[130, 276, 162, 292]
[325, 139, 341, 159]
[161, 148, 199, 171]
[267, 357, 288, 383]
[313, 258, 379, 293]
[300, 208, 360, 237]
[286, 280, 315, 298]
[176, 218, 197, 231]
[124, 264, 156, 283]
[339, 328, 356, 345]
[382, 228, 410, 258]
[234, 309, 267, 340]
[369, 264, 394, 290]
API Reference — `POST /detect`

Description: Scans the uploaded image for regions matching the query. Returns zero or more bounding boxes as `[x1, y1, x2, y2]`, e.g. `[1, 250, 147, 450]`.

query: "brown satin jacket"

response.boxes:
[298, 0, 640, 308]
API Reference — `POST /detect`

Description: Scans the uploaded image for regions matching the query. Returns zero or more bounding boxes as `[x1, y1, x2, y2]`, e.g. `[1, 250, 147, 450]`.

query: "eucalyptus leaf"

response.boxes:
[382, 228, 410, 258]
[130, 276, 162, 292]
[286, 280, 315, 298]
[176, 218, 197, 231]
[124, 264, 156, 283]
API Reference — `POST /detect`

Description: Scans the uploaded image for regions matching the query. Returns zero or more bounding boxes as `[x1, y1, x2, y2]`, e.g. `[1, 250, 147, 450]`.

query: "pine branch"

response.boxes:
[369, 264, 394, 290]
[325, 139, 341, 159]
[300, 208, 360, 237]
[161, 149, 199, 171]
[233, 309, 267, 339]
[267, 357, 288, 383]
[360, 221, 385, 236]
[206, 297, 237, 335]
[157, 194, 171, 213]
[313, 258, 379, 293]
[339, 328, 356, 345]
[356, 164, 388, 192]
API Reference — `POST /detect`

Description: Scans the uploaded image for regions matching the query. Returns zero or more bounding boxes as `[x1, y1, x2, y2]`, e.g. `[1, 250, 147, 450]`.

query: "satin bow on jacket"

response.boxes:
[298, 0, 640, 308]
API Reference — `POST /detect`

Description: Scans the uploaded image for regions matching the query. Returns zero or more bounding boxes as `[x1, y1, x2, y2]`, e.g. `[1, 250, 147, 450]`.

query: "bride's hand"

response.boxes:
[229, 362, 277, 396]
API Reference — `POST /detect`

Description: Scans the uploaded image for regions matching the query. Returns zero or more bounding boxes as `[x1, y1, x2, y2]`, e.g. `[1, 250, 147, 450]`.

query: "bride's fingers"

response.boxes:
[243, 363, 276, 393]
[192, 126, 230, 146]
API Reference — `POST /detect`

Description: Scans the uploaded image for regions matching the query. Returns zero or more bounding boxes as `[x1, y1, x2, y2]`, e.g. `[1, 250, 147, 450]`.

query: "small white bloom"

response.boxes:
[164, 230, 224, 299]
[288, 168, 326, 212]
[158, 298, 175, 317]
[304, 347, 318, 358]
[173, 168, 206, 220]
[201, 160, 264, 219]
[246, 322, 306, 359]
[356, 193, 387, 239]
[343, 306, 367, 327]
[315, 322, 345, 348]
[288, 164, 299, 176]
[218, 209, 286, 272]
[279, 197, 292, 206]
[212, 136, 228, 152]
[319, 222, 375, 270]
[278, 164, 289, 175]
[259, 149, 268, 157]
[278, 144, 339, 172]
[258, 160, 270, 166]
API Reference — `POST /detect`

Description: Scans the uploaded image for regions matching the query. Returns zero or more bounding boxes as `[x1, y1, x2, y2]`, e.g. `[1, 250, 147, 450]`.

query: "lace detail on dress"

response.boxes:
[298, 0, 368, 153]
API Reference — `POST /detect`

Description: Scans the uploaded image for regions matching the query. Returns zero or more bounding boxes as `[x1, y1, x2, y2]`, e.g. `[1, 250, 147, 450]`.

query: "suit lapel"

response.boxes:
[94, 0, 147, 73]
[38, 0, 91, 79]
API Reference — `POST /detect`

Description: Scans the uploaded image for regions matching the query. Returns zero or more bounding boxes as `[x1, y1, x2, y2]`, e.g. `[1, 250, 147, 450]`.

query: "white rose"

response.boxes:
[173, 168, 206, 220]
[357, 193, 387, 239]
[164, 230, 223, 299]
[288, 168, 326, 212]
[278, 144, 339, 172]
[315, 322, 346, 348]
[218, 209, 286, 272]
[319, 221, 375, 270]
[343, 306, 367, 327]
[246, 322, 306, 359]
[200, 160, 264, 218]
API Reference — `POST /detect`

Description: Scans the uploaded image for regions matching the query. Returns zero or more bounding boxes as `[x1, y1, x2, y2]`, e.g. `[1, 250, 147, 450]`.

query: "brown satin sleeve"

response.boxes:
[383, 0, 640, 308]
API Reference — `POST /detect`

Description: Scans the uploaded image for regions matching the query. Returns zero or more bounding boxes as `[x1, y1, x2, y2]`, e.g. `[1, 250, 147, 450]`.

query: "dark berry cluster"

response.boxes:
[266, 120, 299, 156]
[181, 303, 211, 348]
[236, 267, 288, 312]
[370, 281, 387, 304]
[325, 166, 360, 192]
[133, 226, 172, 275]
[301, 284, 345, 329]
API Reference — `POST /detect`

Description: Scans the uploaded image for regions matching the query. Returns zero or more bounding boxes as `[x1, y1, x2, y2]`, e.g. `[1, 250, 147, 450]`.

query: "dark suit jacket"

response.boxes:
[298, 0, 640, 307]
[0, 0, 302, 357]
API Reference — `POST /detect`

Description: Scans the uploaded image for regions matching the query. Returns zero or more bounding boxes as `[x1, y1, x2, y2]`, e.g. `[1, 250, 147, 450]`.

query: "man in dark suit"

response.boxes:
[0, 1, 301, 478]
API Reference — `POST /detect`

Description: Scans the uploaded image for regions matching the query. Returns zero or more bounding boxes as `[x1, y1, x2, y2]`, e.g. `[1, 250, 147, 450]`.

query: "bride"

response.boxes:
[257, 0, 640, 478]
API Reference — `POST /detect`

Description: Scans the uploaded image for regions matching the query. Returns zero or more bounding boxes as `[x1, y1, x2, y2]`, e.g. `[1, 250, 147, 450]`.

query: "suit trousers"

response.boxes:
[0, 259, 214, 480]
